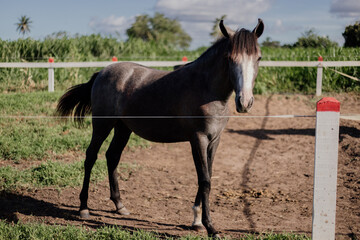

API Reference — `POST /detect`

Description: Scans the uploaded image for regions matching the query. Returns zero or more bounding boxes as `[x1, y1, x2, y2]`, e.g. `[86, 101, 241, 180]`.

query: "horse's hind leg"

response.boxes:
[106, 121, 132, 215]
[80, 119, 115, 218]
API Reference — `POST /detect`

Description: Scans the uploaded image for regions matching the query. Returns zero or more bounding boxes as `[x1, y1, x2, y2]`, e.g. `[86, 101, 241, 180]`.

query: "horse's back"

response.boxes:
[89, 62, 228, 143]
[91, 62, 168, 115]
[89, 62, 189, 142]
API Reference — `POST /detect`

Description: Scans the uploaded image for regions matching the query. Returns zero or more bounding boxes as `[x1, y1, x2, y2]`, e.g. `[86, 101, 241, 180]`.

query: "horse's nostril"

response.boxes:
[236, 95, 253, 112]
[248, 97, 254, 109]
[238, 96, 242, 106]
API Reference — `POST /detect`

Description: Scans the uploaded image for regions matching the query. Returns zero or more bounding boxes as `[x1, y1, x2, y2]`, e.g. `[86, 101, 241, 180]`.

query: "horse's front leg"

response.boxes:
[191, 135, 221, 232]
[190, 134, 220, 238]
[192, 192, 203, 231]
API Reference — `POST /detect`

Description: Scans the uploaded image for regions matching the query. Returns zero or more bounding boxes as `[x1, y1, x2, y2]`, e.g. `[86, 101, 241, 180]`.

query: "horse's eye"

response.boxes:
[258, 56, 262, 61]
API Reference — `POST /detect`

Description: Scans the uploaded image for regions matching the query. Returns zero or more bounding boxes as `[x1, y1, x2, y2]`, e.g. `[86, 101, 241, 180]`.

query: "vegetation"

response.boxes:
[343, 21, 360, 47]
[0, 159, 138, 191]
[261, 37, 281, 48]
[257, 47, 360, 93]
[0, 35, 203, 92]
[0, 221, 310, 240]
[126, 13, 192, 49]
[263, 28, 341, 49]
[292, 29, 338, 48]
[0, 33, 198, 62]
[0, 221, 168, 240]
[15, 15, 32, 36]
[1, 34, 359, 93]
[0, 92, 148, 161]
[0, 160, 107, 191]
[210, 15, 227, 40]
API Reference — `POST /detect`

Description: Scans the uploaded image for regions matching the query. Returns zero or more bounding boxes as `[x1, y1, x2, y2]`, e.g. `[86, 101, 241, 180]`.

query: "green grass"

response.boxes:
[0, 221, 170, 240]
[0, 221, 310, 240]
[0, 160, 137, 191]
[0, 91, 148, 161]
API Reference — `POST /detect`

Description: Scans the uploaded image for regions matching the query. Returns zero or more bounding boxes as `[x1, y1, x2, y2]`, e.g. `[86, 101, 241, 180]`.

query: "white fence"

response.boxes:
[0, 60, 359, 95]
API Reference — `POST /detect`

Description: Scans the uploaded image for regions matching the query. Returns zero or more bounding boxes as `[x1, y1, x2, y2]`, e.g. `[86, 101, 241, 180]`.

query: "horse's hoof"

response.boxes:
[191, 224, 206, 232]
[80, 209, 90, 219]
[213, 233, 221, 239]
[209, 233, 221, 239]
[116, 206, 130, 215]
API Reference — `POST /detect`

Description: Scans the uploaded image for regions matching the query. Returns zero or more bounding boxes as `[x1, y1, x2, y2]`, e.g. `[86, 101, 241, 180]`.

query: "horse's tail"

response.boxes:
[56, 72, 99, 125]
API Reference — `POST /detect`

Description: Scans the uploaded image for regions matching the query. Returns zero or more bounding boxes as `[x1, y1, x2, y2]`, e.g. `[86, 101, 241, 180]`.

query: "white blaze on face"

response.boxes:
[237, 54, 256, 110]
[243, 55, 255, 92]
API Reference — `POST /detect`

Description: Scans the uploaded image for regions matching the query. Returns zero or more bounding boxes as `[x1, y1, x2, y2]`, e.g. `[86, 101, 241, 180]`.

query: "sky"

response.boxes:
[0, 0, 359, 49]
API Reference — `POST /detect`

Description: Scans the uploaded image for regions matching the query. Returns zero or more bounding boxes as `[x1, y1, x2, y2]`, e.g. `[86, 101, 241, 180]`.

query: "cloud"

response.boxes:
[274, 19, 285, 33]
[155, 0, 270, 25]
[89, 15, 134, 36]
[330, 0, 360, 18]
[268, 19, 302, 35]
[88, 0, 271, 48]
[155, 0, 271, 47]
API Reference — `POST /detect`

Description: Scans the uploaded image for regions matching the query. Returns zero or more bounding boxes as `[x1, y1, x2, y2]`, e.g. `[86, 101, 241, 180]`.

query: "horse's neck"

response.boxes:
[190, 48, 233, 102]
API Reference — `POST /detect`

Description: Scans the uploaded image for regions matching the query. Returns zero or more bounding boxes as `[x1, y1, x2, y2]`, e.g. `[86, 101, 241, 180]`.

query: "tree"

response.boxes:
[126, 13, 192, 49]
[343, 21, 360, 47]
[293, 29, 338, 48]
[261, 37, 281, 48]
[210, 15, 227, 40]
[16, 15, 32, 36]
[126, 15, 152, 41]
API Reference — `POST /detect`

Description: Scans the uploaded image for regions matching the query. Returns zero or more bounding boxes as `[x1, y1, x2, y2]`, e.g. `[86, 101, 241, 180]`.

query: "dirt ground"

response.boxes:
[1, 94, 359, 239]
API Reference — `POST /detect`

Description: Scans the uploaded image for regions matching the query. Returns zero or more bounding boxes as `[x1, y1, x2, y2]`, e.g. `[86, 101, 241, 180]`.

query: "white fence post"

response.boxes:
[48, 58, 54, 92]
[316, 56, 323, 96]
[312, 97, 340, 240]
[48, 67, 54, 92]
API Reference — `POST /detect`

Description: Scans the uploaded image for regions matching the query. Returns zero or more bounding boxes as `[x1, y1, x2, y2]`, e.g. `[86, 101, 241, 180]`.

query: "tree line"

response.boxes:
[262, 24, 360, 48]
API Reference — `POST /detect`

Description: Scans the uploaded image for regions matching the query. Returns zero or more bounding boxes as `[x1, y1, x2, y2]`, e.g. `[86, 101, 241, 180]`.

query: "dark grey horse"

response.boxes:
[56, 19, 264, 237]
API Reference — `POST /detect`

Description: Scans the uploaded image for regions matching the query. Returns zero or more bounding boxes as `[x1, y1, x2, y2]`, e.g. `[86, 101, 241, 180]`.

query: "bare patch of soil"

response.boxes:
[1, 94, 359, 239]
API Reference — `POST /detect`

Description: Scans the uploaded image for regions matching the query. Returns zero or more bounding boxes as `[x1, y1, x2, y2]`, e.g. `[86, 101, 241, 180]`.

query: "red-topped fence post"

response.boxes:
[48, 57, 55, 92]
[312, 97, 340, 240]
[316, 56, 323, 96]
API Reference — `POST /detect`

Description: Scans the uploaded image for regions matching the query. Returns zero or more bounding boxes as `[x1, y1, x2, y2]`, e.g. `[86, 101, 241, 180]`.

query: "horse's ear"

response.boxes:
[252, 18, 264, 38]
[219, 20, 234, 38]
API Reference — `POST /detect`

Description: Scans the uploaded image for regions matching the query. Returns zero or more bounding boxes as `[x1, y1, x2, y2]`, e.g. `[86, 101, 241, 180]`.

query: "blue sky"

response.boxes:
[1, 0, 359, 49]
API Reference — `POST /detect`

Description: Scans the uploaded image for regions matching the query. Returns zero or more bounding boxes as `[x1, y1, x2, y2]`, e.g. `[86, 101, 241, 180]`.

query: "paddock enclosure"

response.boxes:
[0, 93, 359, 239]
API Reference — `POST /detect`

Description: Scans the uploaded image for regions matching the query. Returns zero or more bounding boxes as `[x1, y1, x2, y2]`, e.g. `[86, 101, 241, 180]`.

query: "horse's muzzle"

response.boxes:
[236, 96, 254, 113]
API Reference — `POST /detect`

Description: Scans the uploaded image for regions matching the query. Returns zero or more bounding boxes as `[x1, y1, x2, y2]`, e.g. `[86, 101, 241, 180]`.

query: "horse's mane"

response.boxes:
[192, 28, 259, 66]
[231, 28, 259, 61]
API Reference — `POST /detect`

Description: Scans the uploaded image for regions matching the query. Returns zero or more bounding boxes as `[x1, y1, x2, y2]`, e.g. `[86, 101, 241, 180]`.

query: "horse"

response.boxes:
[56, 19, 264, 237]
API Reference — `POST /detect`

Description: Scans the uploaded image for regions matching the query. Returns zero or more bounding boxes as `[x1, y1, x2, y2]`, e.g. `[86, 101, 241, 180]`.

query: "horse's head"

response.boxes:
[220, 19, 264, 113]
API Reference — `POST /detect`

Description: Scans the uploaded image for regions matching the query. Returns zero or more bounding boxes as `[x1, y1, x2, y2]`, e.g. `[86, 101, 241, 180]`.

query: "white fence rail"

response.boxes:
[0, 61, 359, 95]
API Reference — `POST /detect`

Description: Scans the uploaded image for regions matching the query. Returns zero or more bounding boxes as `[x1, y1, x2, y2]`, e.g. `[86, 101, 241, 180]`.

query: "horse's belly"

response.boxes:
[122, 119, 189, 143]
